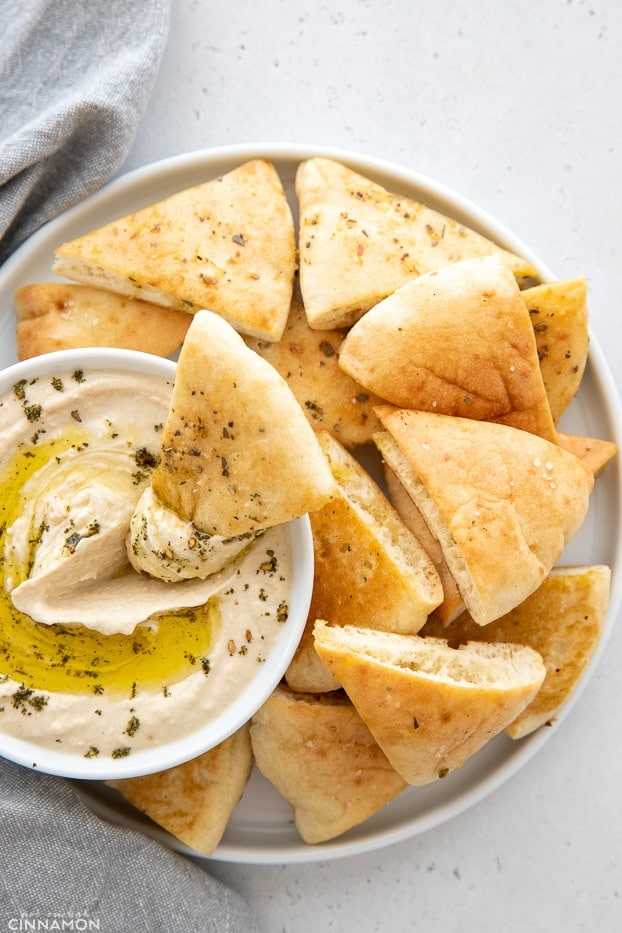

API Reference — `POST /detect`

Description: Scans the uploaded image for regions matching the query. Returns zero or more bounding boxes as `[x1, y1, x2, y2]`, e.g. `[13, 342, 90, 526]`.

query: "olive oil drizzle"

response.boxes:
[0, 434, 217, 698]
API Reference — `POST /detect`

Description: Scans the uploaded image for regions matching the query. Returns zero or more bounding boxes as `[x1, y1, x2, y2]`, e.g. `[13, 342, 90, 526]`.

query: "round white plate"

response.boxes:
[1, 143, 621, 864]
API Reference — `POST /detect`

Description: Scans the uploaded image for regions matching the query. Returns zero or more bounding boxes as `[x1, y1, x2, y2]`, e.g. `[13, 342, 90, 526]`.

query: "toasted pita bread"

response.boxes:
[296, 157, 539, 329]
[244, 298, 383, 448]
[285, 431, 443, 693]
[374, 408, 593, 625]
[384, 464, 464, 627]
[53, 160, 296, 341]
[556, 432, 618, 477]
[422, 565, 610, 739]
[523, 278, 589, 423]
[250, 685, 407, 843]
[339, 256, 557, 442]
[313, 620, 545, 785]
[14, 282, 190, 360]
[105, 724, 253, 856]
[150, 310, 336, 536]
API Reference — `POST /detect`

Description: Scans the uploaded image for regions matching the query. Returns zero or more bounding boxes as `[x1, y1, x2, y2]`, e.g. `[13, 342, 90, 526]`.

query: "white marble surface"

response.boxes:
[119, 2, 622, 930]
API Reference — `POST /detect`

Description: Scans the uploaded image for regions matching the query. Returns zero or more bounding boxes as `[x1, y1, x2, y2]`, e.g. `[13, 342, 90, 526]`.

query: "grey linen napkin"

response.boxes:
[0, 0, 168, 264]
[0, 759, 260, 932]
[0, 3, 260, 929]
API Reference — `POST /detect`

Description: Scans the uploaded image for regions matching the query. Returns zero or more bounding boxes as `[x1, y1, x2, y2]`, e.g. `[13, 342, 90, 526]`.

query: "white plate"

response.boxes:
[1, 143, 621, 864]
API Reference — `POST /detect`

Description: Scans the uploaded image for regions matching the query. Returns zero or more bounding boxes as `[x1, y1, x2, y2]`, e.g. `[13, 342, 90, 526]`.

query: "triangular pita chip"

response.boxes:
[151, 310, 336, 536]
[53, 160, 296, 341]
[250, 685, 407, 843]
[244, 298, 383, 448]
[522, 277, 589, 423]
[296, 157, 539, 329]
[15, 282, 190, 360]
[374, 408, 593, 625]
[105, 724, 253, 856]
[422, 565, 610, 738]
[339, 256, 556, 441]
[285, 431, 442, 693]
[556, 432, 618, 477]
[313, 621, 545, 786]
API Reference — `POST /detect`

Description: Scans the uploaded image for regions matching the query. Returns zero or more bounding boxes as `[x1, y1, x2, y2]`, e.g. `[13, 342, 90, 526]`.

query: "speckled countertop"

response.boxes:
[120, 2, 622, 930]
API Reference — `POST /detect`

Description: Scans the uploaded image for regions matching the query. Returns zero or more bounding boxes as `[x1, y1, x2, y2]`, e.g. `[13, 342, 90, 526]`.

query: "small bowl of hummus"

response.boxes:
[0, 346, 315, 779]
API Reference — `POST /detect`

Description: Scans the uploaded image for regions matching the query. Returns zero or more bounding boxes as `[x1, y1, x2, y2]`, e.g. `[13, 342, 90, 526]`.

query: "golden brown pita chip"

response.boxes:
[250, 685, 407, 843]
[285, 431, 443, 693]
[313, 621, 545, 786]
[296, 157, 539, 329]
[523, 278, 589, 423]
[422, 565, 611, 738]
[105, 724, 253, 856]
[244, 298, 383, 448]
[340, 256, 556, 441]
[556, 432, 618, 477]
[15, 283, 190, 360]
[151, 310, 336, 536]
[53, 160, 296, 341]
[374, 408, 593, 625]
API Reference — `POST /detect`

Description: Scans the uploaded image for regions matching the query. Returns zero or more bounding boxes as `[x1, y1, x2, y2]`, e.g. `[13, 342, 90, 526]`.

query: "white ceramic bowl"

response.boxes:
[0, 346, 314, 780]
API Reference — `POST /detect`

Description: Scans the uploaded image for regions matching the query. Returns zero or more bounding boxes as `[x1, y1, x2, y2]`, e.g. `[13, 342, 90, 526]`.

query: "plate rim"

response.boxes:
[2, 141, 621, 864]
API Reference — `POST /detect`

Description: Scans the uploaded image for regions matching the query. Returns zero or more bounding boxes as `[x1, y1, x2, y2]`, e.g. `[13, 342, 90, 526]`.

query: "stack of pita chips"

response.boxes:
[14, 154, 616, 851]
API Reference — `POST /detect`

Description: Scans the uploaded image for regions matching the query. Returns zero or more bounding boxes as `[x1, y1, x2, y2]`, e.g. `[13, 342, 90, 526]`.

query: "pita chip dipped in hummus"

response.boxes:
[0, 310, 334, 763]
[128, 309, 336, 582]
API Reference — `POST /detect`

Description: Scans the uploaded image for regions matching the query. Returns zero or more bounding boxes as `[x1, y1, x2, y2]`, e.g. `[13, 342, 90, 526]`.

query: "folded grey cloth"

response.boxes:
[0, 0, 169, 265]
[0, 4, 260, 929]
[0, 759, 259, 932]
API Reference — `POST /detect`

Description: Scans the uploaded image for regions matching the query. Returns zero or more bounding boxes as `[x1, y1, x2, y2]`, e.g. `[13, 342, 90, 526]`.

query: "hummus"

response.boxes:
[0, 368, 292, 760]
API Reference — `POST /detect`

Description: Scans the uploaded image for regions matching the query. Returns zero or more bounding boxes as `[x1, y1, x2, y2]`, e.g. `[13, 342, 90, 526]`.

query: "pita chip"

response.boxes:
[296, 157, 539, 329]
[151, 310, 336, 536]
[556, 432, 618, 477]
[244, 298, 383, 448]
[339, 256, 557, 442]
[422, 565, 611, 739]
[374, 408, 593, 625]
[53, 159, 296, 341]
[523, 277, 589, 423]
[313, 621, 545, 786]
[250, 685, 407, 843]
[384, 463, 464, 627]
[15, 282, 190, 360]
[106, 724, 253, 856]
